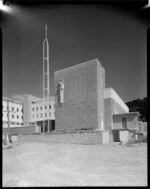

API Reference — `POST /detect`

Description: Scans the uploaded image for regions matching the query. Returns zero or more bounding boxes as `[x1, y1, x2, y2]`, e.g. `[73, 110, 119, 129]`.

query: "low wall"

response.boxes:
[3, 126, 41, 135]
[17, 130, 111, 145]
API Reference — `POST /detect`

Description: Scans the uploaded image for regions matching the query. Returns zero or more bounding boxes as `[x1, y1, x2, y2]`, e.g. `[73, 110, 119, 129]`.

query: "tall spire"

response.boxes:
[44, 23, 48, 39]
[43, 23, 50, 133]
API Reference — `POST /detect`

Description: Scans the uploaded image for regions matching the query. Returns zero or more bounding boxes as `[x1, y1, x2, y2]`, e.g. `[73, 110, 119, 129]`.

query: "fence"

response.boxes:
[3, 126, 41, 135]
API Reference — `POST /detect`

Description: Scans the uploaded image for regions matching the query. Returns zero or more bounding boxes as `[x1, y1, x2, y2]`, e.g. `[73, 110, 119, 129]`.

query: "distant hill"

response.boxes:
[126, 97, 147, 122]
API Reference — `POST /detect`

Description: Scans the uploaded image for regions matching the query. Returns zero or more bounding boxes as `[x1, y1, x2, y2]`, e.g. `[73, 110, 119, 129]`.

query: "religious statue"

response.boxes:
[55, 80, 64, 107]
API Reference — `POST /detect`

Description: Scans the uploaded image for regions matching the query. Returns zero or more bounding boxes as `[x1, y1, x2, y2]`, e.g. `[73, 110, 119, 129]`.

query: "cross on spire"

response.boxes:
[44, 23, 48, 39]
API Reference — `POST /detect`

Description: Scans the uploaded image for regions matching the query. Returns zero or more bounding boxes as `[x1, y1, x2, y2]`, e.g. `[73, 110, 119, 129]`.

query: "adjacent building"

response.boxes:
[2, 97, 24, 128]
[3, 94, 55, 133]
[104, 87, 129, 131]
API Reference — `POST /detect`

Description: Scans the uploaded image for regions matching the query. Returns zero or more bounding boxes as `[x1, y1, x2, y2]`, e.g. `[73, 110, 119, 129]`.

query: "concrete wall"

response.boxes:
[143, 122, 147, 134]
[23, 95, 32, 125]
[54, 59, 105, 131]
[139, 121, 144, 133]
[104, 98, 113, 131]
[104, 98, 128, 131]
[113, 114, 139, 130]
[3, 126, 41, 135]
[104, 88, 129, 113]
[97, 65, 105, 130]
[111, 99, 128, 115]
[120, 130, 129, 142]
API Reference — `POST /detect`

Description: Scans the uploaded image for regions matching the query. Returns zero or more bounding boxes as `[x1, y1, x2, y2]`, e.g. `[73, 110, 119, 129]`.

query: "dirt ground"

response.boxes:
[2, 142, 147, 186]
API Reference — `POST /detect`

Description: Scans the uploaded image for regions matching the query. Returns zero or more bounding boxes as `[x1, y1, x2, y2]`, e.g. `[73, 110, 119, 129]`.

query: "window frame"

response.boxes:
[122, 117, 127, 129]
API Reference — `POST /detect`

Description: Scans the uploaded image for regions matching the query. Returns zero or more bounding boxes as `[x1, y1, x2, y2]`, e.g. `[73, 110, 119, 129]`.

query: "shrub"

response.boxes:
[126, 134, 147, 145]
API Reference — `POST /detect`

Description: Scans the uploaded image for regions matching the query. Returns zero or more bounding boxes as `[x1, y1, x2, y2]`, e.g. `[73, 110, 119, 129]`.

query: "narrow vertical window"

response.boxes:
[122, 117, 127, 129]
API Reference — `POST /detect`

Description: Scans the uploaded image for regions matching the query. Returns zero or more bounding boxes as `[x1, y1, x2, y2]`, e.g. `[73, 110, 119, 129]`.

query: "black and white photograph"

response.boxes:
[1, 0, 148, 186]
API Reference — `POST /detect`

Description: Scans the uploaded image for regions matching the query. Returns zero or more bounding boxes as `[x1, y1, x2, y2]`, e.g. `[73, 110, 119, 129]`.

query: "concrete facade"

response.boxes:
[31, 96, 55, 122]
[119, 130, 129, 142]
[12, 94, 55, 125]
[2, 95, 55, 133]
[2, 97, 24, 128]
[104, 88, 129, 131]
[54, 59, 105, 131]
[143, 122, 147, 135]
[113, 112, 140, 130]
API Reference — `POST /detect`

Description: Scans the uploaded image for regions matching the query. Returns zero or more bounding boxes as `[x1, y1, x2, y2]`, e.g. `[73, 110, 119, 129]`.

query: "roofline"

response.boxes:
[3, 97, 24, 104]
[32, 96, 55, 104]
[54, 58, 104, 73]
[104, 88, 129, 113]
[113, 112, 140, 117]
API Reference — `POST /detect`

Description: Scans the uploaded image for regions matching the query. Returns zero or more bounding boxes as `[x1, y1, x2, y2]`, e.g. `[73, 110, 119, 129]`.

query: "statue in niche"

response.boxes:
[55, 80, 64, 108]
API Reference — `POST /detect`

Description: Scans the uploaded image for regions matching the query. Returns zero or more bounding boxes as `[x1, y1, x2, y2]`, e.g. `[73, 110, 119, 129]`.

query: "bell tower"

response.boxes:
[43, 24, 50, 133]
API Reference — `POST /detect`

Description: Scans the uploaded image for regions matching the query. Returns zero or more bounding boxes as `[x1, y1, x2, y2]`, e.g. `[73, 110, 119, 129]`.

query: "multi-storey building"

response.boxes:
[12, 94, 55, 132]
[104, 87, 129, 131]
[2, 97, 24, 128]
[31, 96, 55, 132]
[3, 94, 55, 131]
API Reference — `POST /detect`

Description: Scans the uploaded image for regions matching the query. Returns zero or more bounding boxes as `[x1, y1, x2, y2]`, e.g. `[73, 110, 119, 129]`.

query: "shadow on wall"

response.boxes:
[36, 120, 55, 132]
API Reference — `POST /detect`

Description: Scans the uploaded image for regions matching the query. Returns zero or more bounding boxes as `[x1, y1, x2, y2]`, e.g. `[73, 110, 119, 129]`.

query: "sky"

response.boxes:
[1, 4, 148, 102]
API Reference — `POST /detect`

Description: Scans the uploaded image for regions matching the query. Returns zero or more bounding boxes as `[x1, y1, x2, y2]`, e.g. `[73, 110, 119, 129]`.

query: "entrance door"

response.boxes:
[113, 130, 120, 142]
[51, 120, 55, 131]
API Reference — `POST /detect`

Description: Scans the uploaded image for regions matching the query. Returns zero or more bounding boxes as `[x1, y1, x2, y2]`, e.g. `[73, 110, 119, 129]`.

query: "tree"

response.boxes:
[126, 97, 147, 122]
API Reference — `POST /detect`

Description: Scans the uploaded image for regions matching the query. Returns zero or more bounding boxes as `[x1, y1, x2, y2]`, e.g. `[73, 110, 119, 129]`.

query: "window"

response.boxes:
[32, 108, 34, 111]
[21, 116, 23, 119]
[36, 107, 38, 111]
[12, 122, 14, 125]
[41, 107, 42, 110]
[17, 115, 19, 119]
[12, 107, 14, 111]
[45, 106, 47, 110]
[49, 105, 51, 109]
[41, 114, 42, 118]
[122, 117, 127, 129]
[45, 113, 47, 117]
[17, 123, 19, 125]
[12, 114, 14, 118]
[21, 109, 23, 112]
[17, 108, 19, 112]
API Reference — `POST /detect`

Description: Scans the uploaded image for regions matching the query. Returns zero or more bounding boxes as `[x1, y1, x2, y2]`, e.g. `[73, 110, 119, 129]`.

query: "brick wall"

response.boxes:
[17, 131, 112, 145]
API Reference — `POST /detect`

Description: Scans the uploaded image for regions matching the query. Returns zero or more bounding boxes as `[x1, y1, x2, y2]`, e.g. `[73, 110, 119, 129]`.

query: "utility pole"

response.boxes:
[7, 99, 11, 142]
[3, 99, 12, 143]
[43, 23, 50, 133]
